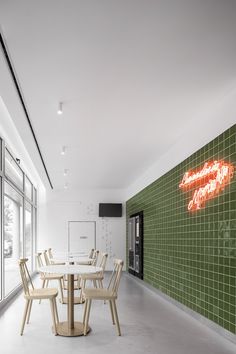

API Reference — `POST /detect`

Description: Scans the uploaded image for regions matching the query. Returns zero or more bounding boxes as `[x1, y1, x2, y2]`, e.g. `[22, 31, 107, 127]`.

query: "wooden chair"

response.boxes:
[18, 258, 59, 335]
[91, 249, 99, 266]
[88, 248, 95, 258]
[78, 249, 99, 266]
[77, 250, 100, 291]
[47, 248, 65, 265]
[36, 252, 64, 303]
[79, 253, 108, 302]
[48, 247, 53, 260]
[82, 259, 124, 336]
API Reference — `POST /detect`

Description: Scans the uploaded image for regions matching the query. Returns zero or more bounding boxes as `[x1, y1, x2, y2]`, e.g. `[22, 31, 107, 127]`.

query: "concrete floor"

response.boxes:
[0, 273, 235, 354]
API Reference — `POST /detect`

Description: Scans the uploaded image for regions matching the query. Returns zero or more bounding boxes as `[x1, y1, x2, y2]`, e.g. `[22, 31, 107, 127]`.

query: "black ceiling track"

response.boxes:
[0, 32, 53, 189]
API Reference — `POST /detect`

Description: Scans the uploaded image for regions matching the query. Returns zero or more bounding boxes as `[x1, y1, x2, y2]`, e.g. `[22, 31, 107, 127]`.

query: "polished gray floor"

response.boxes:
[0, 273, 235, 354]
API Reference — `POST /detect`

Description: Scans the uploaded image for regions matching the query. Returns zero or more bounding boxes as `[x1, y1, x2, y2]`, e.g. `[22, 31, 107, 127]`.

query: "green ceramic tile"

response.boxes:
[126, 124, 236, 334]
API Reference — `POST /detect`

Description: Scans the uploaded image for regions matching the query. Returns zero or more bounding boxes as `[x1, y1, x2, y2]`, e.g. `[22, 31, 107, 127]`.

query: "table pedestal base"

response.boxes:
[54, 321, 91, 337]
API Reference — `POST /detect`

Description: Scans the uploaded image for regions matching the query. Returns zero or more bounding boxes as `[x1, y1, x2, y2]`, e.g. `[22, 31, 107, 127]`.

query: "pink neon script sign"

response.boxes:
[179, 161, 234, 211]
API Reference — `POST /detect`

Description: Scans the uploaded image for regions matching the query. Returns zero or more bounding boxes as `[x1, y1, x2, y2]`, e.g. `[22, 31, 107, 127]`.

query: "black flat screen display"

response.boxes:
[99, 203, 122, 217]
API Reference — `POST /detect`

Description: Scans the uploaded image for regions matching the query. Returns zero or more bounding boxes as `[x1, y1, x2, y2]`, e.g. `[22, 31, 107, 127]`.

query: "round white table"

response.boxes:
[50, 257, 94, 303]
[40, 264, 102, 337]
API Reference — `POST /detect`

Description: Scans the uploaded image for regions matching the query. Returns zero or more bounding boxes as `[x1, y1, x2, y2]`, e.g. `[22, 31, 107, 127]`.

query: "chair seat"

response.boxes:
[25, 288, 58, 300]
[83, 288, 117, 300]
[80, 273, 104, 280]
[40, 273, 63, 280]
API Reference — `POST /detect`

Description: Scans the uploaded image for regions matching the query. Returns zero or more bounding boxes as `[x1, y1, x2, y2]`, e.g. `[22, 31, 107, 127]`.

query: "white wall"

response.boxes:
[126, 85, 236, 200]
[38, 188, 126, 270]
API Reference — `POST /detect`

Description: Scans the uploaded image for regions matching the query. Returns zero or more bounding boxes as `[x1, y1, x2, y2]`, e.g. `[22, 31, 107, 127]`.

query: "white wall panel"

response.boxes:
[38, 188, 126, 270]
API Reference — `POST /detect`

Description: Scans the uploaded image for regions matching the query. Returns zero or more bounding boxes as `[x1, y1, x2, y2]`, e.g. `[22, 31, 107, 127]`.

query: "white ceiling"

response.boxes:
[0, 0, 236, 191]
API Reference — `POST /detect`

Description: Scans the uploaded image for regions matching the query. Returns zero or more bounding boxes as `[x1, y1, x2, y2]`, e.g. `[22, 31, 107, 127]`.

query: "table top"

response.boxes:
[40, 264, 102, 275]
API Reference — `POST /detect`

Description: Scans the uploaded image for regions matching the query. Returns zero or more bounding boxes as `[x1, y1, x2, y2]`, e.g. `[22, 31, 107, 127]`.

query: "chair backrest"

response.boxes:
[108, 259, 123, 296]
[88, 248, 94, 258]
[91, 250, 99, 266]
[99, 252, 108, 272]
[36, 252, 47, 277]
[36, 252, 44, 268]
[48, 248, 53, 259]
[18, 258, 34, 296]
[43, 250, 51, 265]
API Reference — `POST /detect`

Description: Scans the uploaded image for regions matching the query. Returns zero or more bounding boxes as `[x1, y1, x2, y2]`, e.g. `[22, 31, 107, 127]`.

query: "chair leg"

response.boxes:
[53, 298, 59, 324]
[83, 299, 88, 325]
[112, 300, 121, 336]
[26, 300, 33, 324]
[83, 299, 92, 336]
[101, 280, 106, 303]
[93, 279, 97, 288]
[20, 300, 30, 335]
[77, 276, 81, 289]
[79, 279, 86, 303]
[49, 298, 58, 335]
[62, 276, 66, 289]
[58, 278, 64, 303]
[109, 300, 115, 324]
[39, 279, 46, 304]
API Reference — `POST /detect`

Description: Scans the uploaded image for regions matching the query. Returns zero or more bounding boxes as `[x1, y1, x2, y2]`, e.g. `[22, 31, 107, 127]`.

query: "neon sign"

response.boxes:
[179, 161, 234, 211]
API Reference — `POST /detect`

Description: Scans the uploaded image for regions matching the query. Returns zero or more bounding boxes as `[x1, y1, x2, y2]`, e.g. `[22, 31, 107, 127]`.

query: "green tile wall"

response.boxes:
[126, 124, 236, 334]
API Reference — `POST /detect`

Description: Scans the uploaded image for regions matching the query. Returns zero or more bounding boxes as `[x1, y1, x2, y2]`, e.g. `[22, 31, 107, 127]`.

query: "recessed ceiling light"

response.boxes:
[63, 169, 68, 176]
[57, 102, 63, 115]
[64, 182, 68, 189]
[61, 146, 66, 155]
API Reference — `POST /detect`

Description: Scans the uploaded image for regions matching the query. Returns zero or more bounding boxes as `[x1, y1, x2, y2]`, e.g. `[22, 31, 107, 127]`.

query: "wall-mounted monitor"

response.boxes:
[99, 203, 122, 217]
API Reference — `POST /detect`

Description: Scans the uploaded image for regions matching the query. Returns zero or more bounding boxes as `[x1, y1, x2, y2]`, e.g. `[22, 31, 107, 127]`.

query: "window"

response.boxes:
[32, 206, 37, 270]
[0, 178, 2, 301]
[25, 176, 33, 201]
[5, 149, 23, 190]
[33, 187, 37, 205]
[0, 142, 37, 303]
[0, 139, 2, 172]
[4, 182, 23, 297]
[25, 201, 32, 271]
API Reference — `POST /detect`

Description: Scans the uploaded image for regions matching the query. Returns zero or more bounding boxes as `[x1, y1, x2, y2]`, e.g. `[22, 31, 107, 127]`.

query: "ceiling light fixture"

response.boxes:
[63, 169, 68, 176]
[64, 182, 68, 189]
[57, 102, 63, 115]
[61, 146, 66, 155]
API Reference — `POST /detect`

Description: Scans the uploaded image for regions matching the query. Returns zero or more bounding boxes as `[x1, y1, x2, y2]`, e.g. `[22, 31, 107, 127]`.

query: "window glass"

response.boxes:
[25, 201, 32, 271]
[4, 182, 23, 297]
[0, 178, 1, 301]
[0, 143, 37, 302]
[0, 139, 2, 171]
[33, 187, 37, 205]
[5, 149, 23, 190]
[32, 206, 37, 269]
[25, 176, 32, 201]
